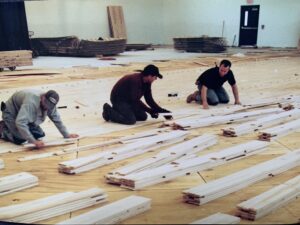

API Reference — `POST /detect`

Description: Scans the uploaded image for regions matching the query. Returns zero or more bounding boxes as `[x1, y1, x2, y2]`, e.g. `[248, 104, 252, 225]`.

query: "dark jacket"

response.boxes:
[110, 73, 163, 113]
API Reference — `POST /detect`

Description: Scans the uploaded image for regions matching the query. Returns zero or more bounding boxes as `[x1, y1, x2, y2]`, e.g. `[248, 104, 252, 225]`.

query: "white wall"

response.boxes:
[25, 0, 300, 47]
[25, 0, 164, 43]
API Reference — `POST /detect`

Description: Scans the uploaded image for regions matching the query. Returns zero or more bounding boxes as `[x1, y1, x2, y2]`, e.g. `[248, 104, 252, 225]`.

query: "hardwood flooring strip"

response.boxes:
[59, 131, 188, 174]
[164, 107, 284, 130]
[0, 188, 107, 223]
[190, 212, 240, 224]
[183, 149, 300, 205]
[0, 172, 38, 196]
[118, 140, 269, 190]
[57, 195, 151, 224]
[106, 134, 218, 184]
[222, 108, 300, 137]
[258, 118, 300, 141]
[236, 175, 300, 220]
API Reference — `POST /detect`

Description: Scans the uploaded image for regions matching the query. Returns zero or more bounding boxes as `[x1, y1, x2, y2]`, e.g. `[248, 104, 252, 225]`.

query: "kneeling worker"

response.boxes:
[186, 59, 241, 109]
[102, 64, 170, 125]
[0, 89, 79, 148]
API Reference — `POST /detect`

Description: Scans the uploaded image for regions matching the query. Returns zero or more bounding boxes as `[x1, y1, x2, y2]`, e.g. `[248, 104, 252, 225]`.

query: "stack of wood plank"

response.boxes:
[57, 195, 151, 224]
[31, 36, 126, 57]
[58, 130, 188, 174]
[107, 6, 127, 39]
[114, 141, 269, 190]
[222, 108, 300, 137]
[0, 187, 107, 223]
[258, 118, 300, 141]
[190, 213, 241, 224]
[0, 159, 3, 169]
[30, 36, 80, 56]
[17, 128, 169, 162]
[125, 44, 153, 51]
[173, 37, 227, 53]
[106, 134, 218, 184]
[0, 50, 32, 71]
[0, 172, 38, 196]
[78, 38, 127, 56]
[163, 107, 283, 130]
[183, 149, 300, 205]
[236, 175, 300, 221]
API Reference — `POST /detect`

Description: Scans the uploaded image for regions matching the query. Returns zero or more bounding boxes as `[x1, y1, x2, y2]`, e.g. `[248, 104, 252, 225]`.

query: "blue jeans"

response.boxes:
[196, 85, 229, 105]
[2, 109, 45, 144]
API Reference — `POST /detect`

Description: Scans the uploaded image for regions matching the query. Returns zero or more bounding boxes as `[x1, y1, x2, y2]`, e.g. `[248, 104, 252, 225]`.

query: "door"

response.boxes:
[239, 5, 260, 47]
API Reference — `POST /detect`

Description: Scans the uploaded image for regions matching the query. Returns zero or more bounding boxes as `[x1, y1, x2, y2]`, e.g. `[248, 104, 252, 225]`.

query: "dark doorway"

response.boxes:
[239, 5, 260, 47]
[0, 1, 31, 51]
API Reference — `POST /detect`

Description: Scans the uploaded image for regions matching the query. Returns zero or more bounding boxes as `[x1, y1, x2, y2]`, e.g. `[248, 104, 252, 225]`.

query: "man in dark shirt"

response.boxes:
[186, 59, 241, 109]
[102, 64, 170, 125]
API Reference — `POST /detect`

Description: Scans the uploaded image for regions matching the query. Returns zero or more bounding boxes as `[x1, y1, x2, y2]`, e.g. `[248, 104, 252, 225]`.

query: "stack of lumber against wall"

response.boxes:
[107, 6, 127, 39]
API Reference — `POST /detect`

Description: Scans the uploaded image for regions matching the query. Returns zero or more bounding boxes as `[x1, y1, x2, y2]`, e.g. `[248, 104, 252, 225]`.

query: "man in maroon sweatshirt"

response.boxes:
[102, 64, 170, 125]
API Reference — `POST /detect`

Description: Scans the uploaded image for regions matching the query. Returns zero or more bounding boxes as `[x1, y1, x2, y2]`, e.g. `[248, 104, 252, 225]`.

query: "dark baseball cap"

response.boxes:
[45, 90, 59, 110]
[142, 64, 163, 79]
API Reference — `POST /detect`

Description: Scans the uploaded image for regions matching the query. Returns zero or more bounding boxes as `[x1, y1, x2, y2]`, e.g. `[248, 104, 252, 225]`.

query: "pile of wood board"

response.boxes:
[173, 36, 227, 53]
[0, 172, 38, 196]
[0, 50, 32, 71]
[57, 195, 151, 224]
[0, 187, 107, 223]
[236, 175, 300, 220]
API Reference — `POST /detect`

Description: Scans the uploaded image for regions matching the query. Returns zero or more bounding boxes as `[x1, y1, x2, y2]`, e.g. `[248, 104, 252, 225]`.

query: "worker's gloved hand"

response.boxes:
[158, 108, 171, 113]
[150, 112, 159, 119]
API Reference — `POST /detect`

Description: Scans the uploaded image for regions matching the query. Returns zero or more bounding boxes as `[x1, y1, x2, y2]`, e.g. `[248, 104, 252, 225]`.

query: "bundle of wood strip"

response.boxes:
[78, 38, 127, 56]
[258, 118, 300, 141]
[57, 195, 151, 224]
[236, 175, 300, 220]
[18, 128, 169, 162]
[190, 213, 241, 224]
[126, 44, 153, 51]
[0, 159, 3, 169]
[30, 36, 80, 56]
[117, 140, 269, 190]
[163, 107, 284, 130]
[0, 50, 32, 70]
[106, 134, 218, 184]
[222, 108, 300, 137]
[58, 130, 188, 174]
[107, 6, 127, 39]
[0, 172, 38, 196]
[0, 187, 107, 223]
[173, 37, 227, 53]
[183, 149, 300, 205]
[31, 36, 126, 57]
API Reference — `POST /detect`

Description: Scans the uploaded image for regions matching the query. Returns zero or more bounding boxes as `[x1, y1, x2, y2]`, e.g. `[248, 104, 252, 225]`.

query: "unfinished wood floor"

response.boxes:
[0, 50, 299, 224]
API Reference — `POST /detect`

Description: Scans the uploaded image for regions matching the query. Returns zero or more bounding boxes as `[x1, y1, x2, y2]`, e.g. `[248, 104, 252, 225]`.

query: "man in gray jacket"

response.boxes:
[0, 89, 79, 148]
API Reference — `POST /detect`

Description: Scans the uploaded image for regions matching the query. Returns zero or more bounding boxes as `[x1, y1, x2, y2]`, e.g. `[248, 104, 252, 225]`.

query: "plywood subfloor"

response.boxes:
[0, 50, 299, 224]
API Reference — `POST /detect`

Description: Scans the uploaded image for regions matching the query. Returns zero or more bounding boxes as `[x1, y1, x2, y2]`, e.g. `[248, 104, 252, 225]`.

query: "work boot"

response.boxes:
[102, 103, 112, 121]
[186, 91, 199, 103]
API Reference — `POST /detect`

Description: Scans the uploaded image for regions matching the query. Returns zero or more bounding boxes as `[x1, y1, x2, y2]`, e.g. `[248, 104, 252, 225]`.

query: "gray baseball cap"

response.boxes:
[45, 90, 59, 110]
